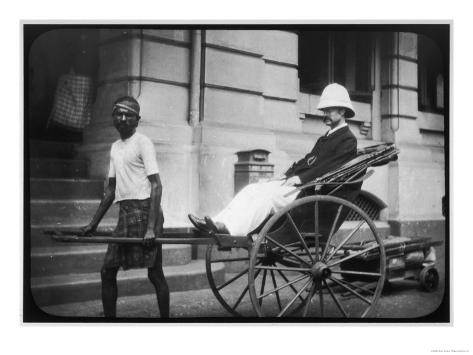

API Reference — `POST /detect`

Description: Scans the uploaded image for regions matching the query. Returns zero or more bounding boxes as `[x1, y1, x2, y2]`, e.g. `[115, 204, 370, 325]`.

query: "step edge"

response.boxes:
[31, 243, 191, 257]
[30, 199, 104, 203]
[31, 260, 220, 288]
[30, 178, 104, 183]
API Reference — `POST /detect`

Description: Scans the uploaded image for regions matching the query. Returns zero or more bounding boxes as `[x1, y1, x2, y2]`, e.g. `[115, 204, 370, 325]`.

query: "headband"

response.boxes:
[113, 102, 140, 116]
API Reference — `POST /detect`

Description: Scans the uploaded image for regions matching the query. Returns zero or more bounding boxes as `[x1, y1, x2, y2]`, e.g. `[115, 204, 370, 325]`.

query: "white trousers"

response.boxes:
[213, 180, 299, 236]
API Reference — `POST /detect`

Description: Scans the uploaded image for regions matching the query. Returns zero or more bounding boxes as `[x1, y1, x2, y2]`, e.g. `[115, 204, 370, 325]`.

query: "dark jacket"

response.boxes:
[284, 125, 357, 185]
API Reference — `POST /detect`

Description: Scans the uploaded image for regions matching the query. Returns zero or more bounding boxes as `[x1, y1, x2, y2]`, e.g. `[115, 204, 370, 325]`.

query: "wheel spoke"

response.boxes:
[255, 265, 311, 273]
[216, 267, 249, 291]
[321, 205, 343, 261]
[232, 268, 262, 311]
[323, 279, 348, 318]
[270, 270, 282, 312]
[232, 284, 249, 311]
[302, 281, 316, 317]
[266, 236, 311, 267]
[336, 277, 376, 296]
[314, 201, 320, 261]
[329, 277, 372, 305]
[331, 270, 382, 277]
[327, 244, 379, 268]
[273, 252, 306, 267]
[286, 213, 315, 263]
[258, 269, 268, 306]
[324, 220, 366, 263]
[278, 278, 312, 317]
[277, 270, 306, 303]
[257, 274, 309, 300]
[317, 280, 324, 317]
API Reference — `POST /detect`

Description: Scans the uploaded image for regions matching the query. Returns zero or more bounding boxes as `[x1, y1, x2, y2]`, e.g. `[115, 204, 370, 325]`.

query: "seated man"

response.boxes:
[189, 83, 358, 236]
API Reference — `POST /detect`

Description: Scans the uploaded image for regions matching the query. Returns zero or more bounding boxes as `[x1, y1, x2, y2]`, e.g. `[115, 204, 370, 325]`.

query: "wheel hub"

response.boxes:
[311, 261, 331, 280]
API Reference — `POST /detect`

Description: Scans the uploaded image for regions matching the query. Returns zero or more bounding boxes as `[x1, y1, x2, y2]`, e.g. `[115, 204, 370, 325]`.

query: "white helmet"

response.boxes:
[317, 83, 355, 118]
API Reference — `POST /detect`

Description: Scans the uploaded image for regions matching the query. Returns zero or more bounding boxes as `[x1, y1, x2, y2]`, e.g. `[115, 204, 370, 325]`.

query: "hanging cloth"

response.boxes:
[48, 70, 94, 131]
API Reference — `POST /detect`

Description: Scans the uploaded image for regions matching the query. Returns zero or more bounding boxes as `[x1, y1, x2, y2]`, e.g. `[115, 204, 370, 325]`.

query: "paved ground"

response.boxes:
[42, 243, 447, 321]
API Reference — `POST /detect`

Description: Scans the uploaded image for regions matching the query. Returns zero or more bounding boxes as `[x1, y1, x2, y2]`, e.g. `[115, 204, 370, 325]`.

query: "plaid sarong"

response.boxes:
[103, 199, 159, 270]
[48, 73, 94, 131]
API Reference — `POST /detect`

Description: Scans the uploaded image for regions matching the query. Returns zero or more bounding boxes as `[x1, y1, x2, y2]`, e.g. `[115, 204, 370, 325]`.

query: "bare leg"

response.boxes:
[100, 266, 119, 318]
[148, 245, 170, 318]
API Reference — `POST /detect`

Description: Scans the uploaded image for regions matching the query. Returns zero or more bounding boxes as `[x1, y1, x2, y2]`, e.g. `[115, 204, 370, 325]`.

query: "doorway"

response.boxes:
[27, 28, 99, 142]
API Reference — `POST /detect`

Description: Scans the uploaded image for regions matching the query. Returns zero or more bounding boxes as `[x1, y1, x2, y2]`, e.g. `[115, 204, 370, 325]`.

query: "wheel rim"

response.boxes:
[248, 195, 386, 318]
[205, 244, 257, 316]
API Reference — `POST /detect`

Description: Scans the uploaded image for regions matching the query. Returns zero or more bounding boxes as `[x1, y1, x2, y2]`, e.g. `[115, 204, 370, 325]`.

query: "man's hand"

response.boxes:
[79, 224, 96, 236]
[143, 229, 156, 247]
[282, 176, 301, 186]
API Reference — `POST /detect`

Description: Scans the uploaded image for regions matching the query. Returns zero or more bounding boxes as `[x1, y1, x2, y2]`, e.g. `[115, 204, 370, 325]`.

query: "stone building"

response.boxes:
[27, 27, 448, 310]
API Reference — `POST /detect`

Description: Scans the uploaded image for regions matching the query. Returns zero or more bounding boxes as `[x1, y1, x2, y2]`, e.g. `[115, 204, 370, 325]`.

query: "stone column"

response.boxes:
[380, 32, 445, 239]
[79, 29, 199, 226]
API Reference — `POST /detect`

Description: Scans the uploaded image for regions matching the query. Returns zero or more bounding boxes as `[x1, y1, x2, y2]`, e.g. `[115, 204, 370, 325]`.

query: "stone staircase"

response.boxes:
[29, 140, 224, 310]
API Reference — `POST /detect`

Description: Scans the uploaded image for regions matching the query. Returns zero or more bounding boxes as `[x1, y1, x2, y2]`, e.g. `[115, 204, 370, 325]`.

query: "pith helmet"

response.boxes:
[317, 83, 355, 118]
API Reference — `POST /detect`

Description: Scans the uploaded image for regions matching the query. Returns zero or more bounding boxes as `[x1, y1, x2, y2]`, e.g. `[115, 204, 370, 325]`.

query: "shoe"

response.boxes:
[188, 214, 210, 232]
[204, 216, 230, 234]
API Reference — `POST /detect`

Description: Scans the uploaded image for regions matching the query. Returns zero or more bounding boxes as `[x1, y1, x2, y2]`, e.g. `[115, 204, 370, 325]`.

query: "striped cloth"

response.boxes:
[103, 199, 160, 270]
[48, 73, 94, 131]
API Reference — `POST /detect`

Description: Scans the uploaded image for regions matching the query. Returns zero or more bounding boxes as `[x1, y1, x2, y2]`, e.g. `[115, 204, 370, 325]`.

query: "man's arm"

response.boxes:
[81, 178, 116, 235]
[143, 174, 163, 245]
[297, 136, 357, 185]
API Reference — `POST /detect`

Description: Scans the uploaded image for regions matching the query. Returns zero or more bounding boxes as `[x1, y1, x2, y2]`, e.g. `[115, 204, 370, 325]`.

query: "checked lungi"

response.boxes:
[48, 72, 94, 131]
[103, 199, 159, 270]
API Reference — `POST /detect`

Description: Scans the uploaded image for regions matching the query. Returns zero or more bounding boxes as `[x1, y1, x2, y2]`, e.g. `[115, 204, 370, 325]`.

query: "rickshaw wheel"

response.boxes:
[419, 267, 439, 292]
[205, 242, 305, 317]
[248, 195, 386, 318]
[205, 244, 255, 316]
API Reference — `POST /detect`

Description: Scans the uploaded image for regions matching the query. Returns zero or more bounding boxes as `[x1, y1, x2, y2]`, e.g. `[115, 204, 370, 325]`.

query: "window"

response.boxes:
[298, 31, 374, 103]
[418, 34, 445, 113]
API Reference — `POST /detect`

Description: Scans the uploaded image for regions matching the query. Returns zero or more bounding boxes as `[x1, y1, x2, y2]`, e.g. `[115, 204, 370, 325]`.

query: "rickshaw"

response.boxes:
[50, 143, 442, 318]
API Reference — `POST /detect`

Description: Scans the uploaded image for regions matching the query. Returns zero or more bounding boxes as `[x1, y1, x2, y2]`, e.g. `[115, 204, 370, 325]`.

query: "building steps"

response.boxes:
[29, 140, 78, 159]
[30, 178, 104, 199]
[30, 244, 192, 277]
[30, 158, 89, 179]
[30, 260, 224, 307]
[30, 199, 119, 225]
[29, 224, 117, 248]
[28, 140, 224, 313]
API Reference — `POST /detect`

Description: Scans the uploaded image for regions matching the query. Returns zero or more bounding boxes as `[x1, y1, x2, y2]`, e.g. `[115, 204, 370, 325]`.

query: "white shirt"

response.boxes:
[108, 132, 159, 203]
[326, 122, 348, 136]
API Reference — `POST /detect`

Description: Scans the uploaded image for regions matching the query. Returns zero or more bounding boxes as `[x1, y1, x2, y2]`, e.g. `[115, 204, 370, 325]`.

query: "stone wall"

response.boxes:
[79, 29, 197, 226]
[380, 32, 446, 238]
[80, 29, 446, 237]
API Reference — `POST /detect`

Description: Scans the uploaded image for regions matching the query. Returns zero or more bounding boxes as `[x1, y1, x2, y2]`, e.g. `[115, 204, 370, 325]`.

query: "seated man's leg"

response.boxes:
[214, 181, 297, 236]
[271, 183, 299, 212]
[100, 266, 119, 317]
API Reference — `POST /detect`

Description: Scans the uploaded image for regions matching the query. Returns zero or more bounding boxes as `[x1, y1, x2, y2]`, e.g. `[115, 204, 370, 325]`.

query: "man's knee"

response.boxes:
[101, 267, 118, 283]
[148, 264, 165, 280]
[149, 268, 169, 290]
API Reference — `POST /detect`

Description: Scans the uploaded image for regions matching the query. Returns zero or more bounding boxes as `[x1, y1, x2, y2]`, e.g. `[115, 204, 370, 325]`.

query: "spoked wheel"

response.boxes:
[248, 195, 386, 318]
[206, 244, 260, 316]
[205, 242, 305, 317]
